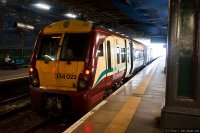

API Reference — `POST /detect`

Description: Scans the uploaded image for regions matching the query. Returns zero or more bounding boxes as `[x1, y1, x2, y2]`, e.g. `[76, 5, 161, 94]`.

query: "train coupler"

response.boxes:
[45, 97, 62, 117]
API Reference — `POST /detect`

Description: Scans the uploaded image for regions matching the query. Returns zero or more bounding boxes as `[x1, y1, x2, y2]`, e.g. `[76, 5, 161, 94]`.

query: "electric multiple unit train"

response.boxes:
[29, 20, 153, 116]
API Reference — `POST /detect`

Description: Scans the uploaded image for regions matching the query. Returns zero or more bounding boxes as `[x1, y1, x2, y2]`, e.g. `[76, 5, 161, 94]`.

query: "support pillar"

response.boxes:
[161, 0, 200, 128]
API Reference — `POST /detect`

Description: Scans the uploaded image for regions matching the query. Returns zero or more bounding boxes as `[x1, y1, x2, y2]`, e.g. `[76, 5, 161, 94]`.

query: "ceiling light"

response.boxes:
[1, 0, 6, 4]
[26, 25, 34, 30]
[65, 13, 77, 18]
[88, 21, 93, 23]
[34, 3, 50, 10]
[13, 22, 34, 30]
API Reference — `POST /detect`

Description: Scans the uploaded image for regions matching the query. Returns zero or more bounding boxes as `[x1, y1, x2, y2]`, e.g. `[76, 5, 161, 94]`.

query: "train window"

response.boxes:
[107, 41, 111, 69]
[139, 50, 141, 58]
[127, 47, 130, 63]
[140, 50, 143, 58]
[133, 48, 135, 60]
[37, 34, 61, 61]
[136, 49, 139, 59]
[97, 43, 104, 56]
[117, 47, 120, 64]
[141, 50, 144, 58]
[121, 48, 126, 63]
[60, 33, 90, 61]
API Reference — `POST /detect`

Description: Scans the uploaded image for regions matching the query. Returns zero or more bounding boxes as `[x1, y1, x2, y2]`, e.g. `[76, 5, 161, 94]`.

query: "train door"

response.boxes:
[105, 40, 113, 88]
[92, 41, 107, 93]
[125, 39, 132, 77]
[129, 41, 134, 74]
[36, 34, 62, 88]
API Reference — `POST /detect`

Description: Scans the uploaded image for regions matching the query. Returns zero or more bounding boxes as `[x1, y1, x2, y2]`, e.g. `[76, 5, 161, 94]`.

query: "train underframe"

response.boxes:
[30, 87, 92, 118]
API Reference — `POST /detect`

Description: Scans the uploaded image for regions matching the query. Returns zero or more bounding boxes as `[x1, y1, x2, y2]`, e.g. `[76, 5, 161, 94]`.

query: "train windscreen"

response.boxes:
[37, 34, 61, 61]
[60, 33, 90, 61]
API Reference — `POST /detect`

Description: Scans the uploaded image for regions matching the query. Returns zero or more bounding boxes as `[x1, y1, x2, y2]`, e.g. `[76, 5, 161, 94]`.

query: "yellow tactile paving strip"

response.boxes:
[103, 61, 159, 133]
[133, 65, 157, 95]
[103, 97, 141, 133]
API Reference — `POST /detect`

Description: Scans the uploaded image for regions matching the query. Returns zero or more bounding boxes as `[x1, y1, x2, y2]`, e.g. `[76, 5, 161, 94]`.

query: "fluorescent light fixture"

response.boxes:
[26, 25, 34, 30]
[88, 21, 93, 23]
[108, 29, 112, 31]
[52, 36, 61, 39]
[65, 13, 77, 18]
[1, 0, 6, 4]
[13, 22, 34, 30]
[34, 3, 50, 10]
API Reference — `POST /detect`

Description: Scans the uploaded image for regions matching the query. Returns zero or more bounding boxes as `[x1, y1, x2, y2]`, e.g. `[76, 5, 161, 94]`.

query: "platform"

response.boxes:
[0, 68, 29, 82]
[64, 57, 166, 133]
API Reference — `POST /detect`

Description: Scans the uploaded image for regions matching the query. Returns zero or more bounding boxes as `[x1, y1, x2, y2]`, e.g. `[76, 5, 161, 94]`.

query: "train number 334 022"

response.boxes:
[55, 73, 77, 79]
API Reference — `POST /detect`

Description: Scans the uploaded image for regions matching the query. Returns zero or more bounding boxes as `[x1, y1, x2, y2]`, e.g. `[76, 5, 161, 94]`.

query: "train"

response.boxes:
[29, 20, 154, 116]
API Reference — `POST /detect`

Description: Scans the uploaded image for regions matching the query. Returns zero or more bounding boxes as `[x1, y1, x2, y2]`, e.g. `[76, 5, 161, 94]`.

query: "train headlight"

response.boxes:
[31, 77, 39, 87]
[29, 67, 34, 73]
[77, 68, 92, 91]
[29, 66, 40, 87]
[77, 80, 87, 90]
[85, 69, 90, 75]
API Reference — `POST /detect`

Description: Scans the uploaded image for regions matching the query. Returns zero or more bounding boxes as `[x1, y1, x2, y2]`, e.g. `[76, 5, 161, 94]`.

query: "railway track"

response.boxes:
[22, 117, 50, 133]
[22, 116, 77, 133]
[0, 77, 73, 133]
[0, 76, 30, 119]
[0, 109, 50, 133]
[0, 93, 29, 105]
[0, 93, 31, 119]
[0, 76, 29, 102]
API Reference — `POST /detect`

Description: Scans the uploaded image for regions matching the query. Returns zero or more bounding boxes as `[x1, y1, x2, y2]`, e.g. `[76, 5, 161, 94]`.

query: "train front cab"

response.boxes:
[29, 20, 95, 116]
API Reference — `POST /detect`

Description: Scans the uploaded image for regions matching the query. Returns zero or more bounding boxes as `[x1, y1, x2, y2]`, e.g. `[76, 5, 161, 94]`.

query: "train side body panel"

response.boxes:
[89, 29, 126, 105]
[132, 40, 145, 72]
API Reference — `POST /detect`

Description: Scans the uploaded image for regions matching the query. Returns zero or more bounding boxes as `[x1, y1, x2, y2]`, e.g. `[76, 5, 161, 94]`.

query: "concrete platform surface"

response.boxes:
[0, 68, 29, 82]
[64, 57, 166, 133]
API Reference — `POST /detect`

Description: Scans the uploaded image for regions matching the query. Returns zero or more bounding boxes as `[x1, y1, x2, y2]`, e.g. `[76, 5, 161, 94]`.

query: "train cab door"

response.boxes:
[105, 38, 113, 89]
